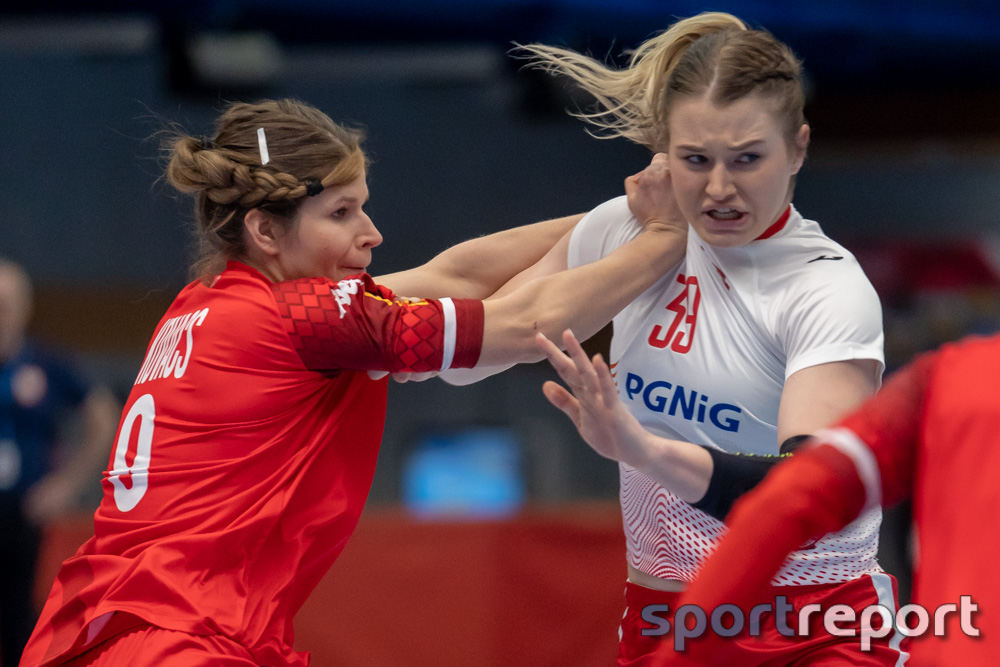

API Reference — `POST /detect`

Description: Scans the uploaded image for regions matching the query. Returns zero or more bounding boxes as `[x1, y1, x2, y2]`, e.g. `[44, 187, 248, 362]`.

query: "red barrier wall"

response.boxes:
[36, 503, 627, 666]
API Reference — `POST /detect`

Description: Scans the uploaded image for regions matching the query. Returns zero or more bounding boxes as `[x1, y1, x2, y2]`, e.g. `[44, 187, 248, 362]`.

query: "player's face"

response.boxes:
[667, 94, 809, 248]
[275, 170, 382, 282]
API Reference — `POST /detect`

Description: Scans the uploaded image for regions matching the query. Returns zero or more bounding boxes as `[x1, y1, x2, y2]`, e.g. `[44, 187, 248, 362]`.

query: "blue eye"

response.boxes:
[736, 153, 760, 164]
[684, 155, 708, 165]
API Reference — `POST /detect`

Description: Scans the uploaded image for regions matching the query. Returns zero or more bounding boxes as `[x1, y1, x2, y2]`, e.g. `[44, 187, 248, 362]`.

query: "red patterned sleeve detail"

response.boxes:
[449, 297, 484, 369]
[836, 351, 935, 507]
[270, 275, 483, 373]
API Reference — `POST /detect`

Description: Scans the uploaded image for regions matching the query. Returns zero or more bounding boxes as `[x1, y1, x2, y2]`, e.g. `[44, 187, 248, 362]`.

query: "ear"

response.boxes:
[243, 209, 283, 257]
[790, 124, 810, 175]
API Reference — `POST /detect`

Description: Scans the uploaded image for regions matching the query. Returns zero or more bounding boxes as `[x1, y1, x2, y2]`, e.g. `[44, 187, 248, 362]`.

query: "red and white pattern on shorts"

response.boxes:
[621, 464, 883, 585]
[270, 274, 482, 374]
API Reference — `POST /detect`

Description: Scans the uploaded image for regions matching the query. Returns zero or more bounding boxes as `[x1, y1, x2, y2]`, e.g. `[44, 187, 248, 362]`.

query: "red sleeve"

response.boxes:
[657, 353, 936, 664]
[271, 274, 483, 373]
[838, 351, 935, 506]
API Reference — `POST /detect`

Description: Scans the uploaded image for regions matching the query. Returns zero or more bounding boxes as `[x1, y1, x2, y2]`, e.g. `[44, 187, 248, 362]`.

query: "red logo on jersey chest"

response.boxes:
[714, 264, 730, 290]
[648, 274, 701, 353]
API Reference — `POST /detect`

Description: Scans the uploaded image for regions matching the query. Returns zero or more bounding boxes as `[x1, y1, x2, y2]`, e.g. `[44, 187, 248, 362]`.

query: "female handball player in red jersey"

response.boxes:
[448, 12, 907, 665]
[19, 98, 687, 667]
[657, 335, 1000, 666]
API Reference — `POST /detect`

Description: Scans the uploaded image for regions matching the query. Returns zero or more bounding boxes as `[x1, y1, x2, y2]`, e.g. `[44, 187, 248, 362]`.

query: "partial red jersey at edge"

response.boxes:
[21, 262, 484, 667]
[665, 335, 1000, 665]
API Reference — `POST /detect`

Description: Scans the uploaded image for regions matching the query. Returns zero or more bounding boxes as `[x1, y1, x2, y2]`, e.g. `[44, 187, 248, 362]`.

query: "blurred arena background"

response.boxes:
[3, 1, 1000, 665]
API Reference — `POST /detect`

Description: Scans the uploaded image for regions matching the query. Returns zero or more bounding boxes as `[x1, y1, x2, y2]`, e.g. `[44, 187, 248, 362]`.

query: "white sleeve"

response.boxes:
[776, 258, 885, 381]
[567, 195, 643, 269]
[438, 363, 515, 385]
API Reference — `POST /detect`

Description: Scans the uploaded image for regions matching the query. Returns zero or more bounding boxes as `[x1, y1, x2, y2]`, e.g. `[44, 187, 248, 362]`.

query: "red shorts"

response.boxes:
[618, 573, 909, 666]
[59, 613, 258, 667]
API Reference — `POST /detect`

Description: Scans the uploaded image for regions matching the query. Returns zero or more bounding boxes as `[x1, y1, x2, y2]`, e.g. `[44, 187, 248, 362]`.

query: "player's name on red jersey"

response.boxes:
[135, 308, 210, 385]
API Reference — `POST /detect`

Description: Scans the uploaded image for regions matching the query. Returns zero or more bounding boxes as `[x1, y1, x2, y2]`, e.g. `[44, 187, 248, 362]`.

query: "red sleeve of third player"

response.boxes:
[657, 353, 938, 665]
[837, 350, 936, 507]
[271, 274, 484, 373]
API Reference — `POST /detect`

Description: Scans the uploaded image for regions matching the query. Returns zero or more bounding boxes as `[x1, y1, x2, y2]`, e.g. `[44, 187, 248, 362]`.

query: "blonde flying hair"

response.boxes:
[517, 12, 806, 152]
[164, 99, 367, 281]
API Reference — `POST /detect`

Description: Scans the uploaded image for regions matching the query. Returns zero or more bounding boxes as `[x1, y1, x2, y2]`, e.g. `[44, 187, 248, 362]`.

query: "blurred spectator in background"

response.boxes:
[0, 259, 119, 666]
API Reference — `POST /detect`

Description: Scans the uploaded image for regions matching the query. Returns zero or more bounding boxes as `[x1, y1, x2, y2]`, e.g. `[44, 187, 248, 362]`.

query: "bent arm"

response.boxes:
[477, 224, 684, 365]
[476, 154, 687, 365]
[438, 228, 572, 385]
[375, 213, 581, 300]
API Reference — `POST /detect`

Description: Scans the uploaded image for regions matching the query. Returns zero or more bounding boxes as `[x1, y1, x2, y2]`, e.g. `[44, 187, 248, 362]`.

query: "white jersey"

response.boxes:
[569, 197, 885, 586]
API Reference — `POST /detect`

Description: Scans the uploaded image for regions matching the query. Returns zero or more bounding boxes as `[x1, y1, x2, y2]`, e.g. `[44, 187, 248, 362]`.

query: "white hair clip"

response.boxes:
[257, 127, 270, 165]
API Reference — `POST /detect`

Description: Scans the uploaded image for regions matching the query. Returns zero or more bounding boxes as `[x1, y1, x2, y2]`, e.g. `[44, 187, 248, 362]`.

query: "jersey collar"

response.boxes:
[754, 205, 792, 241]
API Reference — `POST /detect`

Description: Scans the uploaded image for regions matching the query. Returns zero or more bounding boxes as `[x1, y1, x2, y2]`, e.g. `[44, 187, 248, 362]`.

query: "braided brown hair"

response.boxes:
[165, 99, 367, 281]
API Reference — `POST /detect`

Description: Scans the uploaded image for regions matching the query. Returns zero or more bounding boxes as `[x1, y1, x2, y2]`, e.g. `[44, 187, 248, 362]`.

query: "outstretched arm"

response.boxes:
[536, 330, 882, 519]
[375, 214, 582, 300]
[432, 224, 573, 385]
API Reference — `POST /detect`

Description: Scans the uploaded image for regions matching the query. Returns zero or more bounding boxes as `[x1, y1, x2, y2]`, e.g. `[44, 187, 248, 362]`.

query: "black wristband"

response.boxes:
[691, 447, 787, 521]
[780, 434, 813, 454]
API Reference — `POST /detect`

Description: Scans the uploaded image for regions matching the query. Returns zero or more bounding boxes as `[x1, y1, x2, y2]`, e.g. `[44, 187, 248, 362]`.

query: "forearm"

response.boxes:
[619, 431, 814, 518]
[678, 445, 866, 612]
[478, 226, 684, 364]
[438, 362, 516, 386]
[378, 213, 582, 299]
[626, 434, 714, 504]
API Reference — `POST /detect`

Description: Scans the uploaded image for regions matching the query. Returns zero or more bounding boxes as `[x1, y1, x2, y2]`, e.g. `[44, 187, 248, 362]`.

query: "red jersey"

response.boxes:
[663, 334, 1000, 665]
[22, 262, 483, 667]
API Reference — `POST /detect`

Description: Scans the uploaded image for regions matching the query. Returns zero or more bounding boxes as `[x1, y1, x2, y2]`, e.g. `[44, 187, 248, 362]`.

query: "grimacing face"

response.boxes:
[667, 93, 809, 248]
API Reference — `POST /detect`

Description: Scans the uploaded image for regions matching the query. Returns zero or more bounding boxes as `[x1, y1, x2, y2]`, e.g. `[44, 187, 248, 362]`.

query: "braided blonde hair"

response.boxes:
[518, 12, 805, 152]
[165, 99, 367, 281]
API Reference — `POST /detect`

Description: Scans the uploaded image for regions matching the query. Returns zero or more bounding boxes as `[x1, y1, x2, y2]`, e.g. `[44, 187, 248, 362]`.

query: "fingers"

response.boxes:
[539, 330, 613, 423]
[624, 172, 641, 199]
[626, 155, 688, 236]
[592, 353, 621, 406]
[638, 158, 670, 189]
[536, 331, 578, 381]
[368, 370, 389, 380]
[542, 380, 581, 427]
[561, 329, 600, 393]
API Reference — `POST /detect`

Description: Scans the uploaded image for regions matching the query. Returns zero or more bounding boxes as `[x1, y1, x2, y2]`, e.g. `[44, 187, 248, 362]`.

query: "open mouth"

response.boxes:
[704, 208, 748, 226]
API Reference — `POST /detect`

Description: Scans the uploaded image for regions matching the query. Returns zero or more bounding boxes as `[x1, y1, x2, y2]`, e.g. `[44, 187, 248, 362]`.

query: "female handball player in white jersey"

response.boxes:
[450, 12, 907, 665]
[19, 99, 687, 667]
